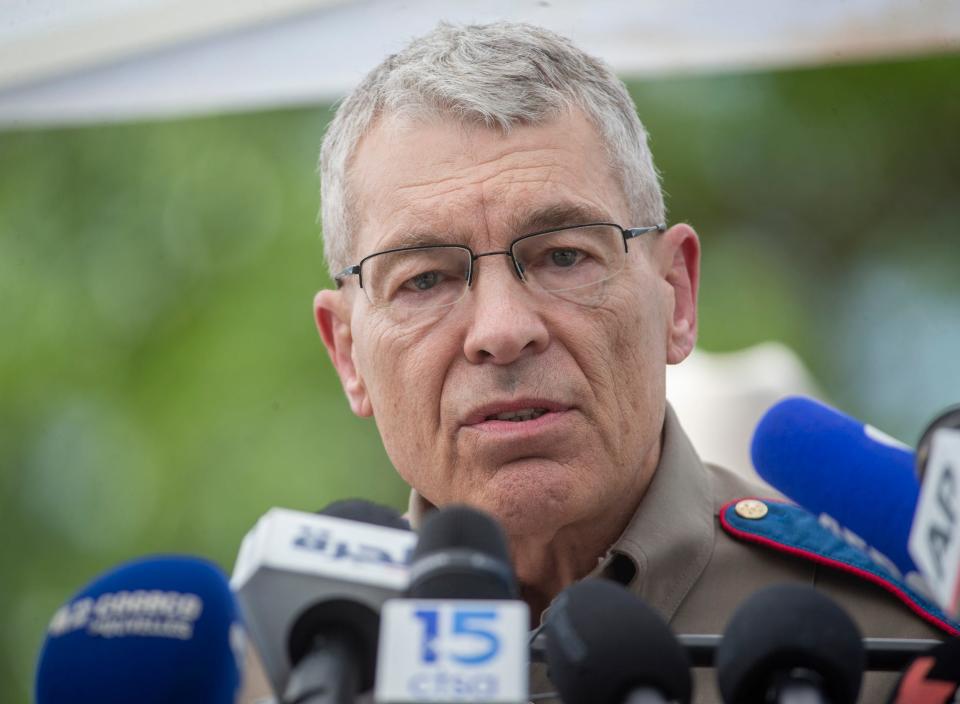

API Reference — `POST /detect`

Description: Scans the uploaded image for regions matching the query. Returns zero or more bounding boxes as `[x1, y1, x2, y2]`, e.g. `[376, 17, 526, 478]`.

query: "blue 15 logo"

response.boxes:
[414, 608, 500, 666]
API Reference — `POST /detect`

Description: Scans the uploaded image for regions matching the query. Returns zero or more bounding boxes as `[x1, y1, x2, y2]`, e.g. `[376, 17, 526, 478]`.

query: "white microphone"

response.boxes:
[909, 405, 960, 616]
[375, 505, 529, 704]
[231, 502, 417, 703]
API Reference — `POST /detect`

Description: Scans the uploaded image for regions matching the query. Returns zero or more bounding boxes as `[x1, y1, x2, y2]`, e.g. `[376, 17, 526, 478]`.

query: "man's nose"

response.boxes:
[462, 255, 550, 365]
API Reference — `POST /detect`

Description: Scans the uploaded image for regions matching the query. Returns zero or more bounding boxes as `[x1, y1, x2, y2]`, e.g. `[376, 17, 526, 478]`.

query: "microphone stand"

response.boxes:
[283, 634, 360, 704]
[530, 633, 942, 672]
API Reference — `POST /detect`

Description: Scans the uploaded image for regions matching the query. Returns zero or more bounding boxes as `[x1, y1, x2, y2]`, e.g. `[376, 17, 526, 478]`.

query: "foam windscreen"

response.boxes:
[36, 555, 244, 704]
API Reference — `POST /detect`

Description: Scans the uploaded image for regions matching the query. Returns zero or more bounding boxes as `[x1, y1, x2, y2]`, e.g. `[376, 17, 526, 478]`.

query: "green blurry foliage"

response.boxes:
[0, 109, 408, 700]
[1, 54, 959, 702]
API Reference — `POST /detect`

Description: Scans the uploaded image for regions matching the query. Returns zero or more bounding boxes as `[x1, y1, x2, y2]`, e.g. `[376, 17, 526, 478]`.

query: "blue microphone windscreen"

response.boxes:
[36, 555, 244, 704]
[751, 396, 919, 576]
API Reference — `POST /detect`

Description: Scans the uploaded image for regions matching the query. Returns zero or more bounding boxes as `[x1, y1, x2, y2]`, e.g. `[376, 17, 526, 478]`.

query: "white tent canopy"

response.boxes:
[1, 0, 959, 128]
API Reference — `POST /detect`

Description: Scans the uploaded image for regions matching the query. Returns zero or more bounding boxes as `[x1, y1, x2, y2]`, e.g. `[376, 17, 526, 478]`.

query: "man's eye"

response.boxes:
[405, 270, 442, 291]
[550, 248, 584, 268]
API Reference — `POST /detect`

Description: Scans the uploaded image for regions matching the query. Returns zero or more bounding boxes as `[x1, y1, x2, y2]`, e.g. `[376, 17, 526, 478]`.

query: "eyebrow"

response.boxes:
[372, 201, 613, 255]
[510, 202, 613, 234]
[377, 230, 461, 251]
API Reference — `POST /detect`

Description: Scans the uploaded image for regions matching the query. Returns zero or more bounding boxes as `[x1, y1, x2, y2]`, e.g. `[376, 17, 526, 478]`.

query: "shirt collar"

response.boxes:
[407, 483, 435, 528]
[592, 403, 714, 621]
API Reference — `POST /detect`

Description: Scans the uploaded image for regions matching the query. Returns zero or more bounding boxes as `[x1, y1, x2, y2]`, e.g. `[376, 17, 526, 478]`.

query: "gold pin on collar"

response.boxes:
[735, 499, 769, 520]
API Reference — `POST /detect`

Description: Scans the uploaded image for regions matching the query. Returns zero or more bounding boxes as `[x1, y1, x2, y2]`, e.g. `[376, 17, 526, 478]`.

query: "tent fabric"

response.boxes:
[1, 0, 959, 128]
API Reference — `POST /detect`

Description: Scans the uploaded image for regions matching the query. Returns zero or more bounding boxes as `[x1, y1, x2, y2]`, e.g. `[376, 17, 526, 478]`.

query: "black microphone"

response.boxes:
[407, 504, 517, 600]
[716, 583, 865, 704]
[543, 578, 692, 704]
[886, 637, 960, 704]
[318, 498, 411, 531]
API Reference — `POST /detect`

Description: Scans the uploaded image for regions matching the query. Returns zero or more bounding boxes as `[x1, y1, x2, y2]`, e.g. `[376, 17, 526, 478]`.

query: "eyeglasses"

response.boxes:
[334, 222, 666, 311]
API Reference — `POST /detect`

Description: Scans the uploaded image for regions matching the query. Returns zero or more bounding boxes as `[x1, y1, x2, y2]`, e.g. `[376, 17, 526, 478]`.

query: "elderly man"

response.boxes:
[303, 21, 948, 704]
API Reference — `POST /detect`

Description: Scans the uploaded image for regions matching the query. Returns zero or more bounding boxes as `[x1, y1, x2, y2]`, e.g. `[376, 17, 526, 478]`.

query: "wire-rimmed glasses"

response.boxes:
[334, 222, 666, 311]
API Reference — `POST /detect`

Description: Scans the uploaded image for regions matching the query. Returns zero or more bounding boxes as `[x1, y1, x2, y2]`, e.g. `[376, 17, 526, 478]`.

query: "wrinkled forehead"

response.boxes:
[346, 110, 630, 257]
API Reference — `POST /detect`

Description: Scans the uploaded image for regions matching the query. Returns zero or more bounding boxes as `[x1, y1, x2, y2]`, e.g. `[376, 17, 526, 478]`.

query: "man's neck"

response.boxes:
[510, 441, 662, 625]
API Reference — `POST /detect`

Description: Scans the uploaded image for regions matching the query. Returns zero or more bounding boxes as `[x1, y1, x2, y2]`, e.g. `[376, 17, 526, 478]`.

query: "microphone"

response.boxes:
[406, 504, 518, 600]
[543, 578, 692, 704]
[916, 405, 960, 482]
[231, 500, 416, 704]
[716, 583, 865, 704]
[752, 395, 920, 579]
[752, 396, 960, 613]
[886, 637, 960, 704]
[532, 632, 940, 672]
[35, 554, 245, 704]
[375, 505, 529, 703]
[317, 498, 411, 531]
[908, 407, 960, 616]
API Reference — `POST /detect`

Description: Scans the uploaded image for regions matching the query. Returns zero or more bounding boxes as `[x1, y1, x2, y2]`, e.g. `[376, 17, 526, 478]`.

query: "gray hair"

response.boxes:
[319, 21, 665, 276]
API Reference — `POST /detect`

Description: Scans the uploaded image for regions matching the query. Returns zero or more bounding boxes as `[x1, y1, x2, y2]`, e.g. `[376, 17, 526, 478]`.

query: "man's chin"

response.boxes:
[466, 470, 581, 538]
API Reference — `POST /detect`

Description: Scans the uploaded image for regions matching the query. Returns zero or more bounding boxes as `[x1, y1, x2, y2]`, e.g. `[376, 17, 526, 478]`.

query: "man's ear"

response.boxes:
[313, 289, 373, 417]
[658, 223, 700, 365]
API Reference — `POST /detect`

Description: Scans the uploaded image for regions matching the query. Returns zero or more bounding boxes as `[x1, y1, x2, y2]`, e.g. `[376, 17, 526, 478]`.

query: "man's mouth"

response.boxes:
[462, 400, 570, 428]
[485, 408, 549, 422]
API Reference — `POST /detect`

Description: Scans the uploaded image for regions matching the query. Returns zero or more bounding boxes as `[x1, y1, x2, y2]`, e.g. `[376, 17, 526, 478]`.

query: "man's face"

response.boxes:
[315, 109, 698, 542]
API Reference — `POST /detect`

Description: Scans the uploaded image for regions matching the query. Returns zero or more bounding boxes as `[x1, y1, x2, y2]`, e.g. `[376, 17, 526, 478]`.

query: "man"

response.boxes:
[305, 22, 947, 703]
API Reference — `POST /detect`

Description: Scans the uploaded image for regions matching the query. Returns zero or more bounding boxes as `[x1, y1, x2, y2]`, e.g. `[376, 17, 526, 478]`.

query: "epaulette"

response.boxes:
[719, 497, 960, 637]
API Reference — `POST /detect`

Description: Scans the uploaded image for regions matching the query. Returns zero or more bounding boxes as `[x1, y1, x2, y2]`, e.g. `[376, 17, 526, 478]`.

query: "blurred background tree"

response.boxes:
[1, 54, 958, 701]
